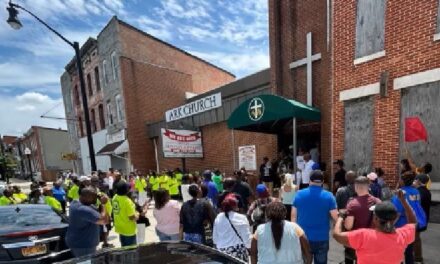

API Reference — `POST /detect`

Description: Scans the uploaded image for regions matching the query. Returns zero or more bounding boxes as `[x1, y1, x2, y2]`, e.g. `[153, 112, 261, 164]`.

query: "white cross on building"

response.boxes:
[250, 99, 262, 119]
[289, 32, 321, 106]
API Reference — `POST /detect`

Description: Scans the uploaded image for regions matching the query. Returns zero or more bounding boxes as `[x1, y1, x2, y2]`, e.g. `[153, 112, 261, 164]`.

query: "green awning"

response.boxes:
[227, 94, 320, 132]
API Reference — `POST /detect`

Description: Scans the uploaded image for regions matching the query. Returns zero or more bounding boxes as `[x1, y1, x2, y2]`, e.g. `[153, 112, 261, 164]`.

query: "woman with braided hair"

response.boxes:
[250, 201, 312, 264]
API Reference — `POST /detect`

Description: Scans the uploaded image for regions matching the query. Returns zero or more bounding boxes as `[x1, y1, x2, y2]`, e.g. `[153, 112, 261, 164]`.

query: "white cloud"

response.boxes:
[0, 62, 60, 88]
[160, 0, 209, 19]
[190, 50, 270, 77]
[0, 92, 66, 136]
[135, 16, 173, 40]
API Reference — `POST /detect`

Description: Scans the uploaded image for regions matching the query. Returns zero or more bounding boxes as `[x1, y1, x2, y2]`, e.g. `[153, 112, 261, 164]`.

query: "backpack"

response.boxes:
[251, 199, 272, 225]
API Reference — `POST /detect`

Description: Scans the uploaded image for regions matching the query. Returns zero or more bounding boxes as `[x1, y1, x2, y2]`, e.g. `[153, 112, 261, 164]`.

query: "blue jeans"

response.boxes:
[309, 240, 329, 264]
[183, 233, 203, 244]
[70, 247, 96, 257]
[119, 234, 137, 247]
[156, 228, 180, 241]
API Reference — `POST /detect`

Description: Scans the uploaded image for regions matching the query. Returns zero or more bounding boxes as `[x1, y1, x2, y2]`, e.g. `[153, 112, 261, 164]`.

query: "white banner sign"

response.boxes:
[165, 93, 222, 122]
[238, 145, 257, 171]
[161, 129, 203, 158]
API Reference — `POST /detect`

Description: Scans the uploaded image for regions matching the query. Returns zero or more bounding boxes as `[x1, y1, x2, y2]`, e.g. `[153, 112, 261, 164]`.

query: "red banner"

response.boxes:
[163, 129, 201, 142]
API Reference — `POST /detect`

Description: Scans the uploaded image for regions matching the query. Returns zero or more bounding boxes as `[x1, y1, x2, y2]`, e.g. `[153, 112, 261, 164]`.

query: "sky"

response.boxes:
[0, 0, 269, 136]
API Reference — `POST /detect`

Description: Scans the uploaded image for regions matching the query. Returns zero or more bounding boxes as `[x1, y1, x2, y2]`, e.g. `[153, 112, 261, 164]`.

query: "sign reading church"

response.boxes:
[165, 93, 222, 122]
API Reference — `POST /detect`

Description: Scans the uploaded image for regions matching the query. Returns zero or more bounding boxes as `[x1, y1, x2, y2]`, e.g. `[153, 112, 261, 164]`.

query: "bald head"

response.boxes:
[80, 186, 98, 205]
[345, 171, 357, 185]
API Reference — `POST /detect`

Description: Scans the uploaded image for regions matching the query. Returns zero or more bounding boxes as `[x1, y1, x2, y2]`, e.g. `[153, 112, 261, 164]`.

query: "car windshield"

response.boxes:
[0, 205, 65, 235]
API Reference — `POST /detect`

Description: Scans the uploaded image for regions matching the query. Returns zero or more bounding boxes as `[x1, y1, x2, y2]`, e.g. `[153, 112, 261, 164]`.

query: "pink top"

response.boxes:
[153, 200, 181, 235]
[348, 224, 416, 264]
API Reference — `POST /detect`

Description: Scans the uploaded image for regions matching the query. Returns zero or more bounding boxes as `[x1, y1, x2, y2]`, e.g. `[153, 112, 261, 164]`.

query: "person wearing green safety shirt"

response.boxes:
[168, 173, 180, 200]
[113, 182, 139, 247]
[42, 186, 62, 213]
[135, 173, 148, 206]
[68, 176, 80, 202]
[212, 169, 224, 192]
[0, 189, 16, 206]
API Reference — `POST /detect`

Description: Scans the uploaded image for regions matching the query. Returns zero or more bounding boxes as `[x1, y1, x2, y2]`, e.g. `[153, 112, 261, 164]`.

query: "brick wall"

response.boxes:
[157, 122, 278, 177]
[120, 57, 193, 171]
[333, 0, 440, 184]
[269, 0, 332, 178]
[117, 20, 235, 94]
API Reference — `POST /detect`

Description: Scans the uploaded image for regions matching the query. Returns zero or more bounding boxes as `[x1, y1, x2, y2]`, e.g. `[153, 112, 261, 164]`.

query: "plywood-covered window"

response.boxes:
[355, 0, 386, 58]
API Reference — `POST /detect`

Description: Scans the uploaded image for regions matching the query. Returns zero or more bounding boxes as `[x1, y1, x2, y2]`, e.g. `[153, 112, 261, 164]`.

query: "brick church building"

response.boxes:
[62, 2, 440, 206]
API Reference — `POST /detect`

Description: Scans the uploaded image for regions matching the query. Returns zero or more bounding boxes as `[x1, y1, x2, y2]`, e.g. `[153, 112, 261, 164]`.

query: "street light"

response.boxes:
[24, 147, 33, 182]
[6, 1, 97, 172]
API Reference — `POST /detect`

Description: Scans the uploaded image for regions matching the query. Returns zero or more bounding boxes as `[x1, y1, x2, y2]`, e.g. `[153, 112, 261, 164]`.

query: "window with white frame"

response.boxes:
[355, 0, 387, 59]
[115, 94, 124, 121]
[106, 101, 113, 125]
[111, 51, 118, 80]
[102, 60, 108, 85]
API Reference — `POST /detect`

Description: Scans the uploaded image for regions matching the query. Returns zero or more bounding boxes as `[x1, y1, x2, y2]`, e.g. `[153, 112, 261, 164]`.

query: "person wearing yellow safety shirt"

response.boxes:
[168, 173, 180, 200]
[0, 188, 17, 206]
[90, 175, 114, 248]
[135, 173, 148, 206]
[67, 176, 80, 202]
[113, 181, 139, 247]
[42, 186, 63, 213]
[148, 170, 159, 199]
[12, 186, 28, 203]
[158, 171, 170, 191]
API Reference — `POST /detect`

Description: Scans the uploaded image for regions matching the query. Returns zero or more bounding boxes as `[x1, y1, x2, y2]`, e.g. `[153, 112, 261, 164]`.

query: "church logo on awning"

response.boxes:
[248, 97, 264, 121]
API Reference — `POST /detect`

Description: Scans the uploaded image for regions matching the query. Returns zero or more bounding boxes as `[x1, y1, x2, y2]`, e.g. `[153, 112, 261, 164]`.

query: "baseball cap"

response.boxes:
[415, 174, 430, 185]
[256, 184, 269, 198]
[367, 172, 378, 181]
[310, 170, 324, 183]
[333, 159, 344, 166]
[79, 175, 91, 182]
[370, 201, 398, 221]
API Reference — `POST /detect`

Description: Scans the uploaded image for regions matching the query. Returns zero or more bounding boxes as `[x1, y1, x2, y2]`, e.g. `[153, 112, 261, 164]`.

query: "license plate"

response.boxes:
[21, 244, 47, 257]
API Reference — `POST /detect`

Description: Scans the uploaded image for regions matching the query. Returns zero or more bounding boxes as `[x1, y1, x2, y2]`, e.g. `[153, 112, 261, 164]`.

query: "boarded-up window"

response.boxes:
[437, 0, 440, 34]
[400, 81, 440, 182]
[355, 0, 386, 58]
[344, 97, 374, 174]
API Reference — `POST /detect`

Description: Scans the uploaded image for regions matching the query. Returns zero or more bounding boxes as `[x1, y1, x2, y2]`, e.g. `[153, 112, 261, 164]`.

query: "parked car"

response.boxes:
[0, 204, 71, 263]
[56, 241, 246, 264]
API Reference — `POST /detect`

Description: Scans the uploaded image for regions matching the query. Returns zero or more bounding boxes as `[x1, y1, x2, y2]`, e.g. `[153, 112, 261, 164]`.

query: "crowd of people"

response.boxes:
[0, 147, 433, 264]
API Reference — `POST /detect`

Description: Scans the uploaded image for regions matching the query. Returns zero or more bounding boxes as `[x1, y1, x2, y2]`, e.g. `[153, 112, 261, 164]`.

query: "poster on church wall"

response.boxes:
[238, 145, 257, 171]
[161, 129, 203, 158]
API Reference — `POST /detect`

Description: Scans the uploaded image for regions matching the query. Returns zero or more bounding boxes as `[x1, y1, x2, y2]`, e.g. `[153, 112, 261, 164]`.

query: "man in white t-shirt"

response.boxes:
[301, 153, 314, 189]
[310, 142, 320, 163]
